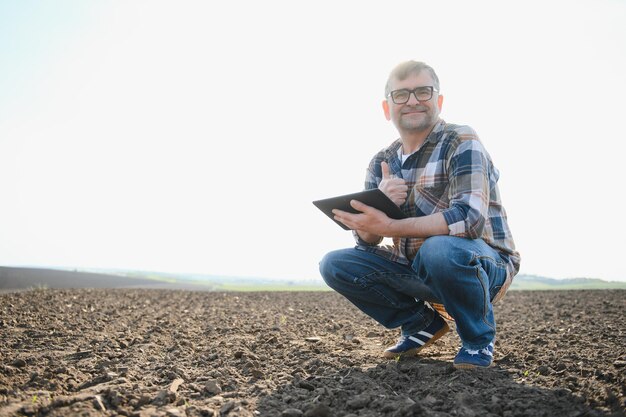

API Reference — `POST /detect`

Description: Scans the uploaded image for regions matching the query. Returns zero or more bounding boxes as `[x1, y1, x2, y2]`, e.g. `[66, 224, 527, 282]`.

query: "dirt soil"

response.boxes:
[0, 289, 624, 417]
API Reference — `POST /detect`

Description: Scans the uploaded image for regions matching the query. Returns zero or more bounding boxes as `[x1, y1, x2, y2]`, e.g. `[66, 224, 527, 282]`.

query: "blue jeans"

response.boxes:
[319, 236, 508, 350]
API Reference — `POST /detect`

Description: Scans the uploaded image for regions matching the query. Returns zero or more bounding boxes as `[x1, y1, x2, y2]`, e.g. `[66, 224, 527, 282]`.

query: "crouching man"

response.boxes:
[319, 61, 520, 369]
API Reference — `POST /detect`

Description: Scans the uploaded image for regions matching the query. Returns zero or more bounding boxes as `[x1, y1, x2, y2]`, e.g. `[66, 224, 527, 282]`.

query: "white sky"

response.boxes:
[1, 0, 625, 282]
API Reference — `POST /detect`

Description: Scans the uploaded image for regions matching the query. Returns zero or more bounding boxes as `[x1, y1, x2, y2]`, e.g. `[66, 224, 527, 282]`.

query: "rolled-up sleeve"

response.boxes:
[441, 139, 490, 239]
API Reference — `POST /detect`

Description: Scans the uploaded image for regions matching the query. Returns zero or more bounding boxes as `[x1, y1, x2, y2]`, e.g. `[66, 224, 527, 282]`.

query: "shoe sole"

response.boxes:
[382, 321, 450, 359]
[453, 361, 493, 370]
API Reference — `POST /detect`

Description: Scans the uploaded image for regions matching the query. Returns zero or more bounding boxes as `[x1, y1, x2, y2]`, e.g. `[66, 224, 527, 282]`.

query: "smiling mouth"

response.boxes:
[401, 107, 427, 115]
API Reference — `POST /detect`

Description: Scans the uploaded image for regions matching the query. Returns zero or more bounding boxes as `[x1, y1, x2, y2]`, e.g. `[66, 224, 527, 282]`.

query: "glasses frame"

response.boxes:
[387, 86, 438, 104]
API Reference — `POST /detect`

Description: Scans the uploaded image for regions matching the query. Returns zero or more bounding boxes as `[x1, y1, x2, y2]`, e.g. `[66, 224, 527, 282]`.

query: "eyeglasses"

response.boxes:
[387, 86, 438, 104]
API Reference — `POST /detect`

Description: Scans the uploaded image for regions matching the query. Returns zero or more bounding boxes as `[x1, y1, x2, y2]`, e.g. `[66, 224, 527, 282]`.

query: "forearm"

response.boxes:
[388, 212, 449, 238]
[337, 202, 449, 240]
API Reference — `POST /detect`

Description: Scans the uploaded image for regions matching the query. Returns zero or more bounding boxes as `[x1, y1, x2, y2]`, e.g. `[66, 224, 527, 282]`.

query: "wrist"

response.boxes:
[387, 218, 407, 238]
[387, 219, 398, 237]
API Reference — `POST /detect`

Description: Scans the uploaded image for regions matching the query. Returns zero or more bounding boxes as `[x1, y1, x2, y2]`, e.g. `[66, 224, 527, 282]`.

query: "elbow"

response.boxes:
[443, 204, 486, 239]
[465, 216, 486, 239]
[447, 200, 487, 239]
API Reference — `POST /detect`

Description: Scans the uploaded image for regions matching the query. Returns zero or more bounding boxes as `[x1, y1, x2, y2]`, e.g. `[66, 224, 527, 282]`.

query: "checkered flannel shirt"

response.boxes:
[354, 119, 520, 301]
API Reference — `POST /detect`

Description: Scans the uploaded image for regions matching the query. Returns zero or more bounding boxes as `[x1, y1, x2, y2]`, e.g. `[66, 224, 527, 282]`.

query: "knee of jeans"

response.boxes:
[418, 236, 453, 270]
[319, 250, 343, 286]
[416, 236, 473, 280]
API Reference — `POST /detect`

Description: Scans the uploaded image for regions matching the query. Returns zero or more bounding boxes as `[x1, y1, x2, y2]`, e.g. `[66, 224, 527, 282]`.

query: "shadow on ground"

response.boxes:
[257, 357, 620, 417]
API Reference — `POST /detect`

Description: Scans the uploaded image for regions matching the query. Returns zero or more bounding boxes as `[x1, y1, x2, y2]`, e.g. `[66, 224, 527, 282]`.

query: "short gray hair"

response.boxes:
[384, 61, 440, 97]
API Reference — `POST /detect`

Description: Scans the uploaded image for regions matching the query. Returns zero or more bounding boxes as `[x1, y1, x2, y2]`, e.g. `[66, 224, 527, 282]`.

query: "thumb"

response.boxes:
[350, 200, 379, 215]
[381, 161, 391, 179]
[350, 199, 368, 212]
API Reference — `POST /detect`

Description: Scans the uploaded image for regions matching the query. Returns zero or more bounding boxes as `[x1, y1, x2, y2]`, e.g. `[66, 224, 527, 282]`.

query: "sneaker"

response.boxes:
[453, 342, 494, 369]
[383, 313, 450, 359]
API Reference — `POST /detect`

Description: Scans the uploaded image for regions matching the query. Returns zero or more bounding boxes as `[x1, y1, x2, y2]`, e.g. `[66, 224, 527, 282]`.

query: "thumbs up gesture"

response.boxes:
[378, 161, 408, 206]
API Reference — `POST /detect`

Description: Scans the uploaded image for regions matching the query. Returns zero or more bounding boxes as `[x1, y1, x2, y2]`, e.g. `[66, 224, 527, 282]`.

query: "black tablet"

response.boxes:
[312, 188, 407, 230]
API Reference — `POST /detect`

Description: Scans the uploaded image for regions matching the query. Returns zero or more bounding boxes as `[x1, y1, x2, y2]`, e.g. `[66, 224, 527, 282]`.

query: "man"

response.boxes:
[319, 61, 520, 369]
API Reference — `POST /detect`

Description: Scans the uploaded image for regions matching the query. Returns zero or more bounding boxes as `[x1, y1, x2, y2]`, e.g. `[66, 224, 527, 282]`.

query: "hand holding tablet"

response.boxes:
[312, 188, 407, 230]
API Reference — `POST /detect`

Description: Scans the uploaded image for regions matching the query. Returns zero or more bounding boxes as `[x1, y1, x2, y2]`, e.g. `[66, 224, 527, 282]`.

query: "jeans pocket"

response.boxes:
[489, 284, 502, 301]
[477, 255, 507, 301]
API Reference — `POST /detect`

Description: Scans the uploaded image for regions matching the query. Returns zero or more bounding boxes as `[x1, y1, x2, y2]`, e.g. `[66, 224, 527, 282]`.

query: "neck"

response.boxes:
[400, 123, 436, 154]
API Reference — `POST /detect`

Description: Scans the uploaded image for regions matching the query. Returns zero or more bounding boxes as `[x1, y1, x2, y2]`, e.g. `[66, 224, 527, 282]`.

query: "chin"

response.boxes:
[400, 122, 430, 132]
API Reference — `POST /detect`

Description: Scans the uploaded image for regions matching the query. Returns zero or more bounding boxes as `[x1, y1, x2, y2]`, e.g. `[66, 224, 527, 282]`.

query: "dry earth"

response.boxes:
[0, 289, 624, 417]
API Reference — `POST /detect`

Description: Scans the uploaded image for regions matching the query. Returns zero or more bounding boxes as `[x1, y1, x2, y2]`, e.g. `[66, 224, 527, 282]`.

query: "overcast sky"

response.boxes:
[1, 0, 625, 282]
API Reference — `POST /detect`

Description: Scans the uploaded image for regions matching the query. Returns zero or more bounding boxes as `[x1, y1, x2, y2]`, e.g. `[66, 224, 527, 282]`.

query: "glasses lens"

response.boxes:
[391, 89, 410, 104]
[415, 87, 433, 101]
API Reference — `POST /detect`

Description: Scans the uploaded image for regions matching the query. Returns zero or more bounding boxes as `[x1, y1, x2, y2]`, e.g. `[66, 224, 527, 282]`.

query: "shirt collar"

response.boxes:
[426, 118, 446, 144]
[386, 118, 446, 159]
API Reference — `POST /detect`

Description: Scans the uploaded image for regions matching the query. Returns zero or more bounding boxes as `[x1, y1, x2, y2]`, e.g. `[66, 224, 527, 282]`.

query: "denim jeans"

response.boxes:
[319, 235, 508, 350]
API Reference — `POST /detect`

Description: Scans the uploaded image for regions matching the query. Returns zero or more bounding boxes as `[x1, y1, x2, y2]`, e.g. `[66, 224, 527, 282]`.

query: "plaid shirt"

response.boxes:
[354, 119, 520, 301]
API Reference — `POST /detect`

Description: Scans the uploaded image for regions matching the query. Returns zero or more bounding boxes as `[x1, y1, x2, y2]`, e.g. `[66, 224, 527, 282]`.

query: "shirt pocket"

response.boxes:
[409, 182, 449, 215]
[406, 157, 448, 215]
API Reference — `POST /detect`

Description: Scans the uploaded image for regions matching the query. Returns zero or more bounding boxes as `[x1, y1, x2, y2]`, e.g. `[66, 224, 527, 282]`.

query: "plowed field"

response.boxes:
[1, 289, 624, 416]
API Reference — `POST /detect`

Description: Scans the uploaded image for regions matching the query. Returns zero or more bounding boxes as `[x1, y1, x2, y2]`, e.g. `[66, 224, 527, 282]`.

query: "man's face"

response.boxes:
[383, 71, 444, 134]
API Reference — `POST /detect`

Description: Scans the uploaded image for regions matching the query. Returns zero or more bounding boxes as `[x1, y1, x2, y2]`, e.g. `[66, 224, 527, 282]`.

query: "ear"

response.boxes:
[437, 94, 444, 111]
[382, 99, 391, 121]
